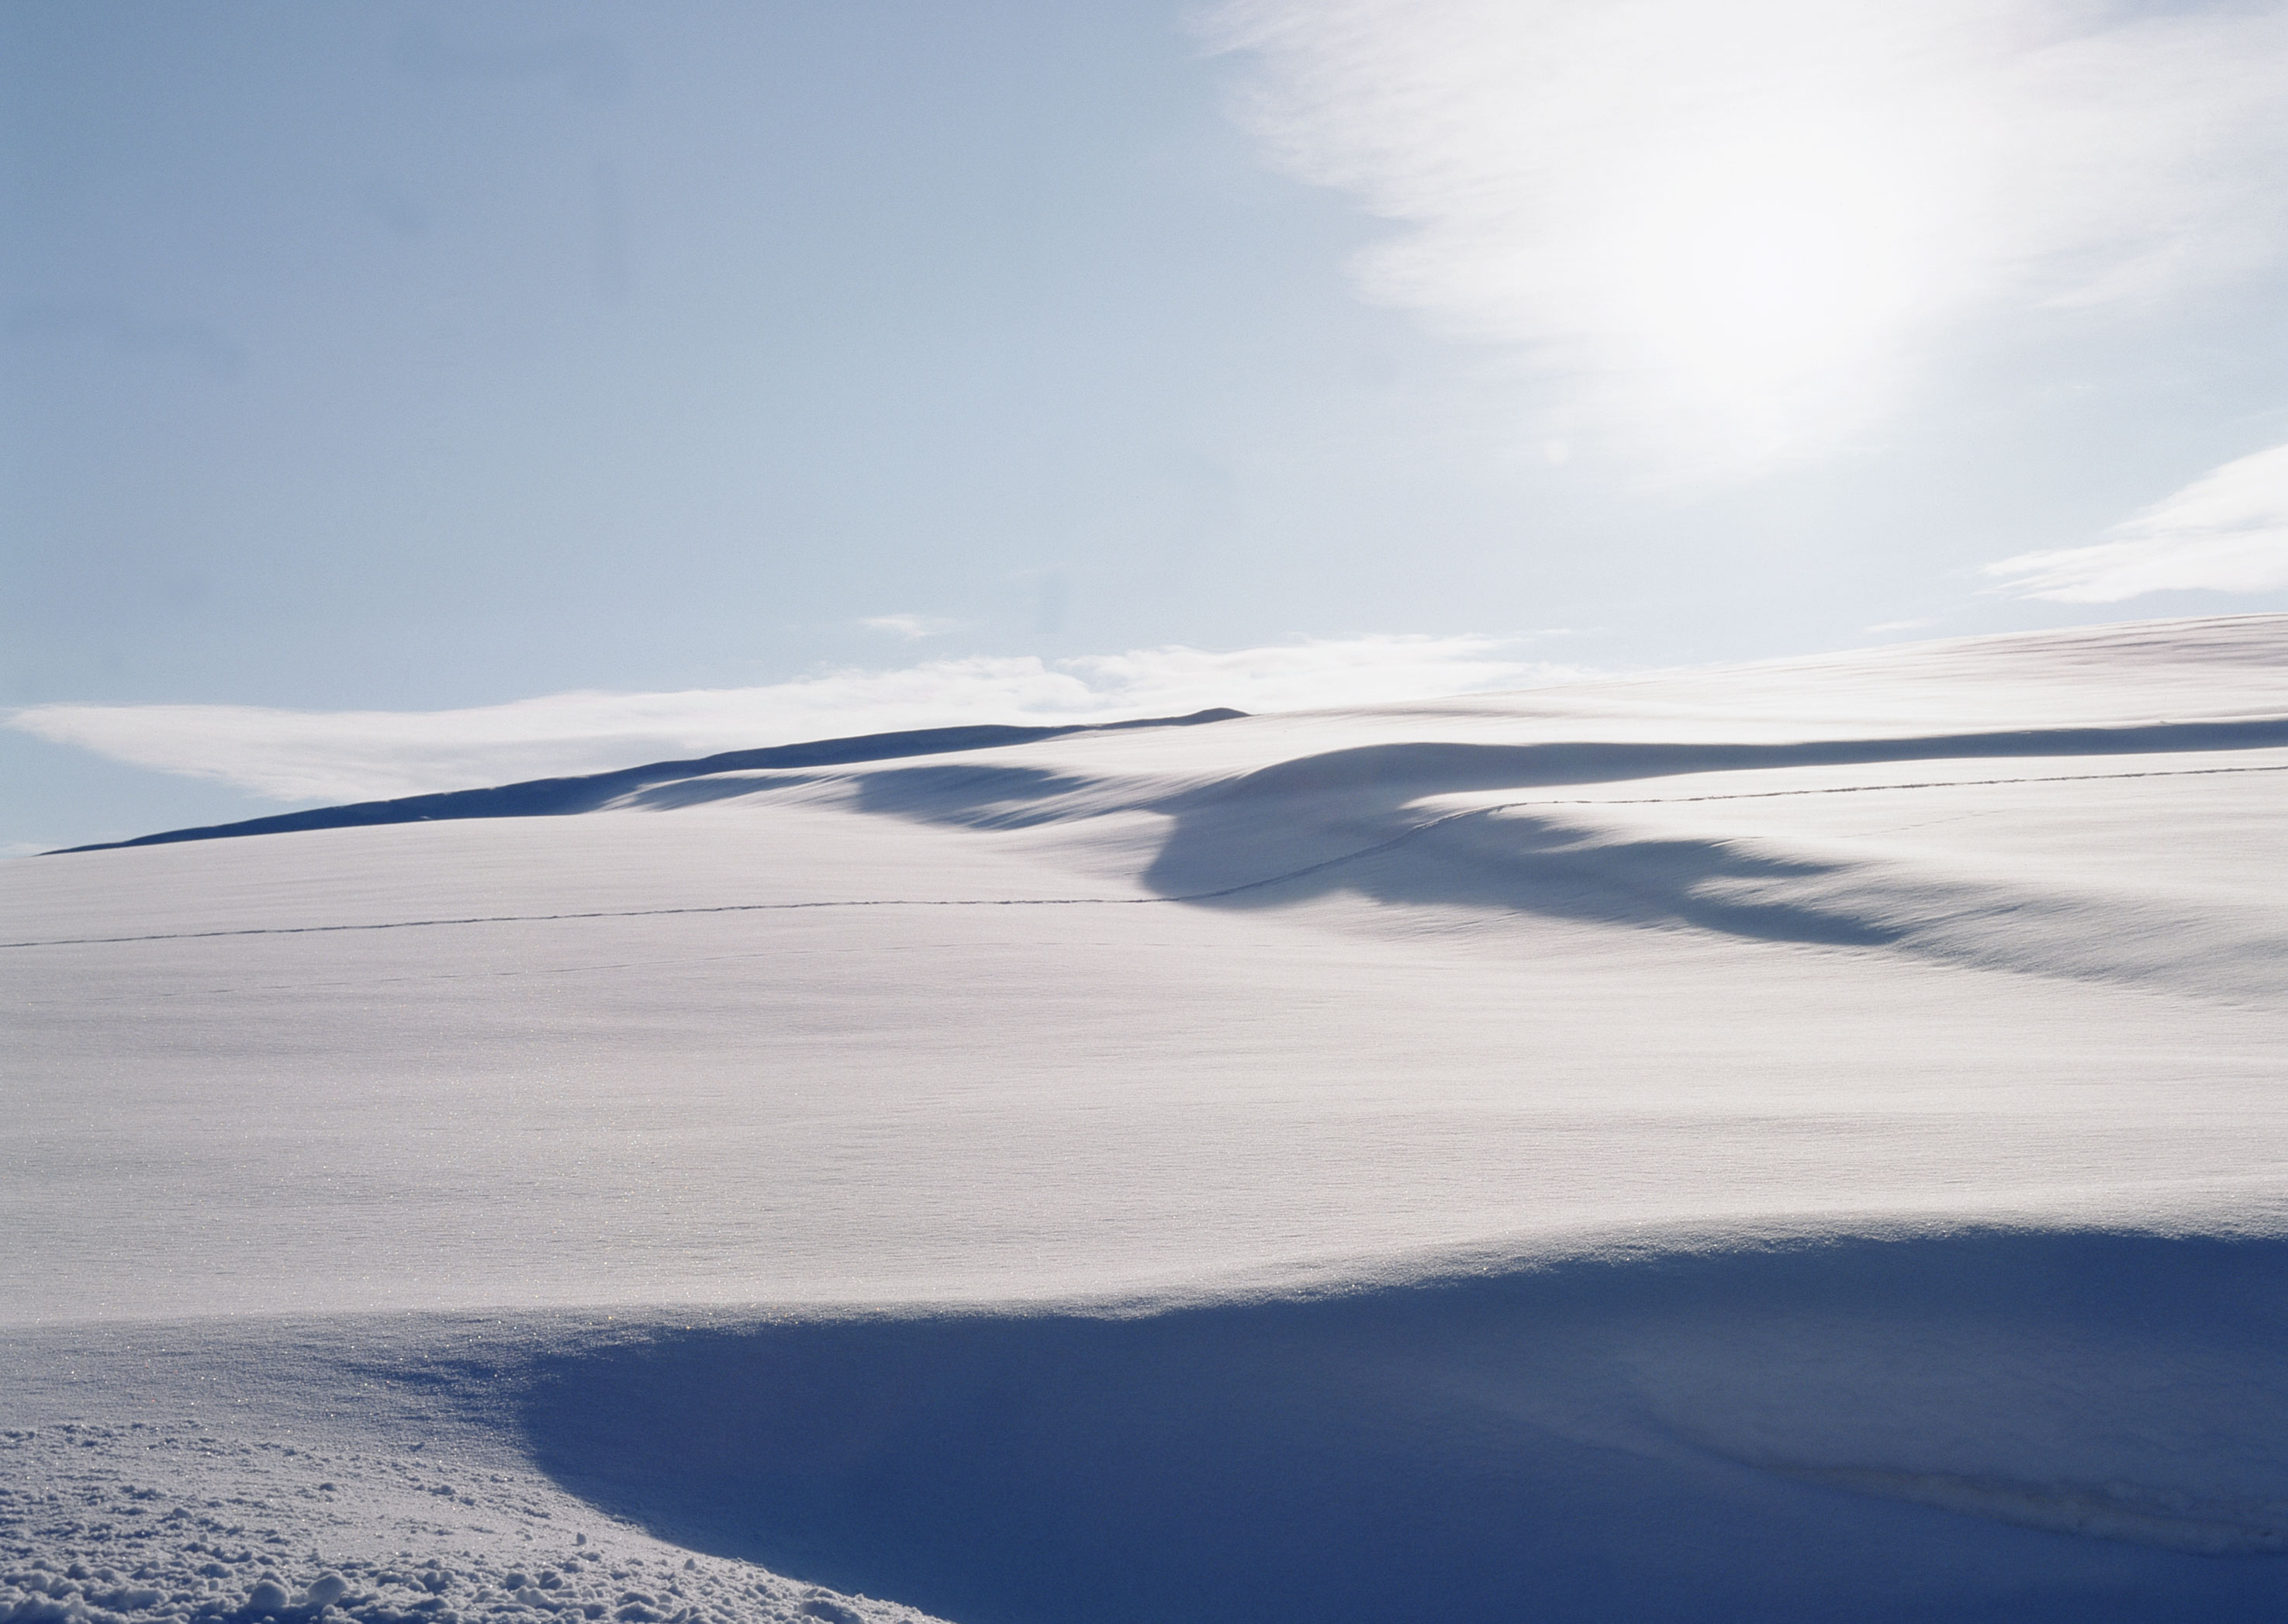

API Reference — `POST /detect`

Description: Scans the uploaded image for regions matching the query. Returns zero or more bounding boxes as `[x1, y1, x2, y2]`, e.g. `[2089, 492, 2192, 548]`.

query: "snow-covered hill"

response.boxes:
[6, 615, 2286, 1622]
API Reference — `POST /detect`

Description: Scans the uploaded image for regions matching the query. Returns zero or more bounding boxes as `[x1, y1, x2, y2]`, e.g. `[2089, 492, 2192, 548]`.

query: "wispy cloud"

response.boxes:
[859, 613, 962, 638]
[1208, 0, 2288, 469]
[6, 635, 1579, 805]
[1985, 442, 2288, 603]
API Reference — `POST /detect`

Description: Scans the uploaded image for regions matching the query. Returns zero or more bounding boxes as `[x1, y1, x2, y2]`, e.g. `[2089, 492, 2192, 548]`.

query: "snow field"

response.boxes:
[6, 614, 2287, 1619]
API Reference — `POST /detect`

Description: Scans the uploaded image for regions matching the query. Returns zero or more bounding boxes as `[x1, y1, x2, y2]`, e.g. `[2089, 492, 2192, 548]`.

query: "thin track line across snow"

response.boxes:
[9, 758, 2285, 950]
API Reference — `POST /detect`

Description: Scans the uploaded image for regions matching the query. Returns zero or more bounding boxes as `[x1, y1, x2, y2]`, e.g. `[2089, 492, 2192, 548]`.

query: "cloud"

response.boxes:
[859, 613, 962, 638]
[5, 635, 1580, 805]
[1984, 441, 2288, 603]
[1207, 0, 2288, 468]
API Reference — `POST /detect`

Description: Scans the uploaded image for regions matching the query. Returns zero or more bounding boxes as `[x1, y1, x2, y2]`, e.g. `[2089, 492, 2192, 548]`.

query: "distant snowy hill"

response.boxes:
[6, 615, 2286, 1622]
[50, 709, 1246, 854]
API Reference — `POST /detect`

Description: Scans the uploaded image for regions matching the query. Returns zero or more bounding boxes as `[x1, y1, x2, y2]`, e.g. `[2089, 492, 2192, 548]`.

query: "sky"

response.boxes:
[6, 0, 2288, 852]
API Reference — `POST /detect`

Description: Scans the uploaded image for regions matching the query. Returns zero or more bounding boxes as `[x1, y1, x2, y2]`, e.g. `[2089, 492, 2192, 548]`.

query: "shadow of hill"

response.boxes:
[48, 709, 1247, 854]
[620, 717, 2288, 955]
[1124, 720, 2288, 946]
[617, 762, 1102, 825]
[1274, 810, 1906, 945]
[516, 1232, 2288, 1624]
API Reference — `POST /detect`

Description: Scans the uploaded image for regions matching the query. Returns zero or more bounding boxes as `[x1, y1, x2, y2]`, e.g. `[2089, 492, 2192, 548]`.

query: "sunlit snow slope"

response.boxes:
[5, 614, 2286, 1623]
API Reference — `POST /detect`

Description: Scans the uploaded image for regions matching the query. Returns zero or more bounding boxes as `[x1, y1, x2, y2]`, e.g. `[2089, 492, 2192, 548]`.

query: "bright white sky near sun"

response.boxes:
[5, 0, 2288, 850]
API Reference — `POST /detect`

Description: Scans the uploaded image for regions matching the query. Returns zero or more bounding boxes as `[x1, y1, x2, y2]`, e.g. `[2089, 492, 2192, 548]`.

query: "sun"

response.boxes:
[1591, 105, 1958, 460]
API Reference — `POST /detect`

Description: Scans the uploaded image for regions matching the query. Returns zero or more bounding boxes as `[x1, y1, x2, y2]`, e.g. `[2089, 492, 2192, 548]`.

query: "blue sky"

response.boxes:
[7, 0, 2288, 850]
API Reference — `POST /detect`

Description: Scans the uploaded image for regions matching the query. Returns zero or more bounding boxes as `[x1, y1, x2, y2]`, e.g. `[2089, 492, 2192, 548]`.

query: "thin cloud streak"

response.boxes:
[1208, 0, 2288, 470]
[860, 613, 963, 639]
[1986, 442, 2288, 603]
[7, 636, 1581, 805]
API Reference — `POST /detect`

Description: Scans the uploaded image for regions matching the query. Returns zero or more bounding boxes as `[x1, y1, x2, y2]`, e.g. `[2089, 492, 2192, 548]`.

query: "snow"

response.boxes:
[5, 613, 2286, 1620]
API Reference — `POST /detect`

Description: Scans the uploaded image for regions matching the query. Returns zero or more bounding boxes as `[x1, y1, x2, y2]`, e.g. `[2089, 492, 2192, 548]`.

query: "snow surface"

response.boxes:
[5, 614, 2286, 1621]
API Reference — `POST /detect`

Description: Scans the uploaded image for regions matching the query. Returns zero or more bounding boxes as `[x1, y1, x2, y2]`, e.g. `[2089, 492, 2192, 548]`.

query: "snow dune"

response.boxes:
[5, 614, 2286, 1620]
[522, 1232, 2288, 1620]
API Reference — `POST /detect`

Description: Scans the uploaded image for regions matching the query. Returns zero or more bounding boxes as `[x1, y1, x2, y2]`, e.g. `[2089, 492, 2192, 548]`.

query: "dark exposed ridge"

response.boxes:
[49, 707, 1249, 855]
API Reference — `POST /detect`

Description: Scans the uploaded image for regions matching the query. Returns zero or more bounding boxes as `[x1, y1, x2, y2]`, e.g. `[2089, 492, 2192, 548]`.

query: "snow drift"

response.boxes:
[524, 1232, 2288, 1622]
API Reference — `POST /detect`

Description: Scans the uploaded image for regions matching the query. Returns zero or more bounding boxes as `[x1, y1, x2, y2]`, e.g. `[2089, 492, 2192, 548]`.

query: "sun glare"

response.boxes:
[1224, 0, 2288, 471]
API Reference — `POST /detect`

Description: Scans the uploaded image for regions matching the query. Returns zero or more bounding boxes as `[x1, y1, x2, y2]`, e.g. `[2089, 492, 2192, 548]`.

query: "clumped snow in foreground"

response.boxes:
[5, 615, 2286, 1622]
[0, 1340, 938, 1624]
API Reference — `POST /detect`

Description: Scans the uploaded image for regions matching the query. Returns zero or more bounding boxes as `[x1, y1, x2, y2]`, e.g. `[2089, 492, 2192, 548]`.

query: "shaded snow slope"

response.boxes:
[7, 1231, 2286, 1624]
[5, 615, 2286, 1621]
[517, 1232, 2288, 1620]
[52, 712, 1246, 855]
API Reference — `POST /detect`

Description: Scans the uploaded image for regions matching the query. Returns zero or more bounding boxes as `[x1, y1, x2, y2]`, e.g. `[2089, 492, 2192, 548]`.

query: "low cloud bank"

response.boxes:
[1987, 442, 2288, 603]
[7, 635, 1574, 805]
